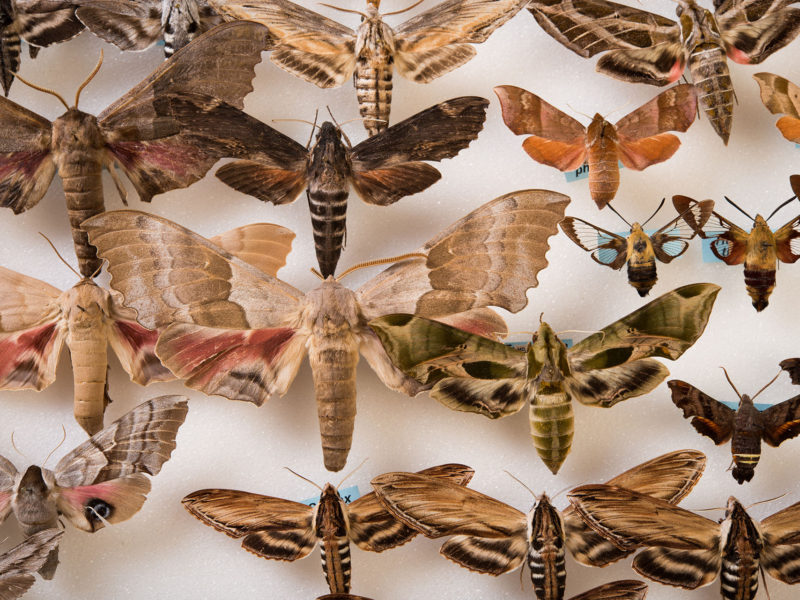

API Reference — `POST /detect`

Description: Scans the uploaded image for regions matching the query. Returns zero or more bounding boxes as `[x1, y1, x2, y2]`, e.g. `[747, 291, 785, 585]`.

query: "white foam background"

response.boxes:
[0, 2, 798, 598]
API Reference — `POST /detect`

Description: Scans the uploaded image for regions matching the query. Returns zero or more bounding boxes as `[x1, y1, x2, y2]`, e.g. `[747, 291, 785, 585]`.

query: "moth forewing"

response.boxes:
[0, 528, 63, 597]
[754, 72, 800, 143]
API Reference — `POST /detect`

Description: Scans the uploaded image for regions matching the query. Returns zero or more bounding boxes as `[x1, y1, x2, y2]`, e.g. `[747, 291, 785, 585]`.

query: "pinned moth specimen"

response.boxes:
[210, 96, 489, 278]
[527, 0, 800, 144]
[370, 283, 719, 474]
[84, 191, 569, 471]
[182, 464, 475, 595]
[568, 487, 800, 600]
[560, 198, 713, 296]
[674, 179, 800, 311]
[0, 20, 270, 277]
[668, 369, 800, 484]
[0, 395, 188, 578]
[73, 0, 221, 57]
[209, 0, 527, 134]
[754, 72, 800, 144]
[0, 529, 62, 599]
[780, 358, 800, 384]
[495, 84, 697, 209]
[0, 0, 84, 95]
[370, 450, 704, 600]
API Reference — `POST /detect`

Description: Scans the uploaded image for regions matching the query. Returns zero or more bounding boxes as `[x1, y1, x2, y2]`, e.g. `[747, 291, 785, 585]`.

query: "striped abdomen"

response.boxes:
[67, 309, 109, 435]
[320, 536, 351, 593]
[743, 265, 775, 312]
[730, 402, 763, 484]
[309, 334, 359, 471]
[627, 260, 657, 297]
[529, 383, 573, 475]
[587, 138, 619, 208]
[354, 52, 393, 136]
[307, 188, 347, 279]
[60, 154, 104, 278]
[689, 44, 734, 144]
[528, 530, 565, 600]
[0, 27, 21, 95]
[720, 513, 761, 600]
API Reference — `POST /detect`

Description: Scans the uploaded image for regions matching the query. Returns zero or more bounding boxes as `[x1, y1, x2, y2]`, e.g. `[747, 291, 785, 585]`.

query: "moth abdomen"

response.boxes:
[627, 261, 657, 297]
[528, 500, 566, 600]
[529, 387, 573, 475]
[689, 44, 734, 145]
[67, 310, 110, 435]
[587, 139, 619, 208]
[742, 266, 775, 312]
[320, 537, 351, 594]
[0, 28, 21, 95]
[61, 167, 105, 278]
[308, 189, 348, 279]
[355, 56, 393, 136]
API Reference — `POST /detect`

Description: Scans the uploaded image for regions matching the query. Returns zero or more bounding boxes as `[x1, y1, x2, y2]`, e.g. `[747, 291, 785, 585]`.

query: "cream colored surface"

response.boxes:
[0, 1, 797, 598]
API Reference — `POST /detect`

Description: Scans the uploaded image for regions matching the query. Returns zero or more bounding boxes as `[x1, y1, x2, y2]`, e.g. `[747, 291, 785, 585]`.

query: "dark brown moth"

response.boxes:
[0, 0, 84, 95]
[560, 198, 713, 296]
[0, 529, 62, 599]
[182, 464, 474, 595]
[674, 179, 800, 311]
[209, 0, 526, 134]
[754, 72, 800, 144]
[0, 20, 270, 277]
[208, 96, 488, 278]
[84, 191, 569, 472]
[73, 0, 221, 57]
[668, 370, 800, 483]
[495, 84, 697, 209]
[0, 395, 188, 579]
[568, 487, 800, 600]
[528, 0, 800, 144]
[370, 451, 704, 600]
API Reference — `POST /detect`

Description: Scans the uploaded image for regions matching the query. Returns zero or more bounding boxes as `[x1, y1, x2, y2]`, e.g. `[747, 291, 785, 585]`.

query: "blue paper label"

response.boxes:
[301, 485, 360, 507]
[721, 401, 771, 411]
[565, 161, 624, 182]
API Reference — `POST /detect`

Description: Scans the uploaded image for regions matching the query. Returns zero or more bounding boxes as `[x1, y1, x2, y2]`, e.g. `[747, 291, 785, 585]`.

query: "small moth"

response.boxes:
[208, 96, 489, 278]
[0, 20, 270, 278]
[370, 451, 704, 600]
[528, 0, 800, 144]
[0, 529, 62, 599]
[209, 0, 527, 134]
[495, 84, 697, 209]
[83, 191, 569, 471]
[754, 72, 800, 144]
[560, 198, 713, 296]
[568, 487, 800, 600]
[182, 464, 474, 595]
[668, 369, 800, 483]
[370, 283, 720, 474]
[73, 0, 222, 57]
[0, 395, 188, 579]
[674, 178, 800, 311]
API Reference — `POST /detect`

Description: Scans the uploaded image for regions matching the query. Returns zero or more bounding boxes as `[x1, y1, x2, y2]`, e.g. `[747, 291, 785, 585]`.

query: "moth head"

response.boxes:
[18, 465, 48, 497]
[724, 496, 746, 519]
[530, 493, 563, 538]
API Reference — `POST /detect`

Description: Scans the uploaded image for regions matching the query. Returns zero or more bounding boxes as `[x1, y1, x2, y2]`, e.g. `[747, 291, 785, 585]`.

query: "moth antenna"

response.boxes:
[507, 330, 537, 337]
[39, 232, 82, 279]
[549, 482, 574, 503]
[606, 203, 632, 228]
[337, 115, 387, 128]
[10, 432, 31, 462]
[603, 99, 633, 120]
[284, 467, 323, 491]
[519, 562, 525, 591]
[74, 50, 103, 108]
[565, 102, 592, 121]
[720, 366, 743, 401]
[538, 312, 544, 324]
[336, 457, 368, 490]
[503, 470, 536, 499]
[765, 194, 798, 222]
[382, 0, 425, 17]
[318, 2, 367, 17]
[307, 109, 320, 148]
[326, 106, 352, 147]
[336, 253, 427, 282]
[641, 198, 666, 228]
[12, 72, 69, 110]
[724, 196, 755, 223]
[760, 566, 773, 600]
[42, 425, 67, 468]
[556, 329, 601, 337]
[88, 505, 112, 528]
[751, 371, 782, 401]
[695, 504, 728, 512]
[746, 493, 787, 510]
[89, 263, 104, 279]
[310, 267, 325, 280]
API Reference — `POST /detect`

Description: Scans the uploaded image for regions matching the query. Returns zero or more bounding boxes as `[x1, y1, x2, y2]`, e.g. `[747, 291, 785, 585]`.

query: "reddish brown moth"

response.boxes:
[182, 464, 474, 595]
[754, 72, 800, 144]
[674, 178, 800, 311]
[83, 190, 570, 472]
[0, 20, 270, 277]
[0, 396, 188, 579]
[528, 0, 800, 144]
[495, 84, 697, 209]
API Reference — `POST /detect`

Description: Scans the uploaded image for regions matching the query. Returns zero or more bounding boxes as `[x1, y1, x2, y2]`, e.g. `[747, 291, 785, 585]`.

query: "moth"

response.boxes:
[370, 451, 704, 600]
[370, 283, 720, 473]
[780, 358, 800, 384]
[84, 191, 569, 471]
[494, 84, 697, 209]
[754, 72, 800, 144]
[0, 529, 62, 599]
[668, 370, 800, 483]
[209, 0, 527, 134]
[560, 198, 713, 296]
[73, 0, 221, 57]
[568, 486, 800, 600]
[210, 96, 489, 278]
[560, 582, 647, 600]
[0, 20, 270, 278]
[182, 463, 475, 595]
[0, 395, 188, 578]
[674, 178, 800, 311]
[527, 0, 800, 144]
